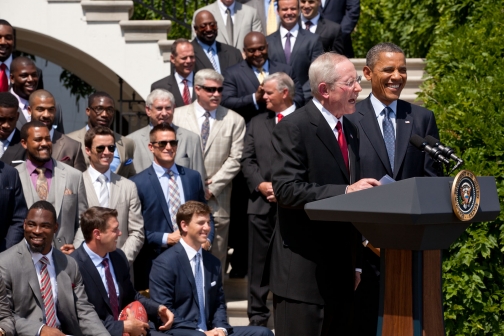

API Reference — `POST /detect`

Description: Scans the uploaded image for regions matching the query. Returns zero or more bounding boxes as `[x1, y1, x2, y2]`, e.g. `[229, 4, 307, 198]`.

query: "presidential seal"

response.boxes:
[451, 170, 480, 221]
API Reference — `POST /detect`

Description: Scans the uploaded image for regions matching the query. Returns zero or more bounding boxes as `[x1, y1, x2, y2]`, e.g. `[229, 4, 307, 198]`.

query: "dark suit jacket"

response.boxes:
[149, 242, 231, 332]
[130, 164, 214, 289]
[221, 60, 304, 123]
[191, 39, 243, 75]
[319, 0, 360, 57]
[0, 130, 86, 172]
[0, 161, 26, 252]
[313, 18, 344, 54]
[71, 246, 160, 336]
[150, 73, 196, 108]
[0, 129, 23, 166]
[268, 100, 362, 305]
[266, 29, 324, 88]
[240, 111, 277, 214]
[346, 96, 443, 180]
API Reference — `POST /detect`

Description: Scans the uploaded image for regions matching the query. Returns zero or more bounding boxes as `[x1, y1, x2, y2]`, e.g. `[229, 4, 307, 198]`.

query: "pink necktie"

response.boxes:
[0, 64, 8, 92]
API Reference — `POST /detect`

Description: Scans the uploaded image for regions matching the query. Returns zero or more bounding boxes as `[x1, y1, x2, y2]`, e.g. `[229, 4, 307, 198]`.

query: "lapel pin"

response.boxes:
[405, 121, 410, 124]
[350, 134, 353, 138]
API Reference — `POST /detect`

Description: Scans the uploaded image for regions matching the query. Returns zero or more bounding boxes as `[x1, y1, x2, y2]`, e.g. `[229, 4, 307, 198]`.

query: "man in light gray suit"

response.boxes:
[0, 201, 109, 336]
[16, 121, 87, 255]
[127, 89, 206, 180]
[193, 0, 263, 51]
[0, 274, 14, 336]
[73, 126, 144, 266]
[173, 69, 245, 270]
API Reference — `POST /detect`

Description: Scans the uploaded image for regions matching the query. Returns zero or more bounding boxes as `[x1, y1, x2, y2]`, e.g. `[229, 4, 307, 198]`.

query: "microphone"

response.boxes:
[425, 135, 464, 163]
[409, 134, 450, 164]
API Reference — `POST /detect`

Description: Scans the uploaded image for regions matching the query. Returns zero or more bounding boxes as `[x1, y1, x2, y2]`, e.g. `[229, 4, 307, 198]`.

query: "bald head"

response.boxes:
[244, 32, 266, 49]
[28, 90, 56, 129]
[10, 56, 36, 74]
[243, 32, 268, 68]
[29, 89, 55, 107]
[194, 10, 218, 45]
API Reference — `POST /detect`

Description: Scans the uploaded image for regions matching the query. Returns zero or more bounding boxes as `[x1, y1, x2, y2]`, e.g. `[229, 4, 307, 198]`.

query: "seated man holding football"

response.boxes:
[71, 206, 174, 336]
[149, 201, 273, 336]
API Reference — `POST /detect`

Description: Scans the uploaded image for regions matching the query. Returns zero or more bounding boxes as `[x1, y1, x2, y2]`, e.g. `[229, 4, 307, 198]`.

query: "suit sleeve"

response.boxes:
[240, 119, 263, 193]
[331, 27, 345, 54]
[210, 262, 230, 331]
[207, 116, 246, 198]
[77, 174, 88, 237]
[5, 170, 26, 249]
[340, 0, 360, 35]
[221, 70, 256, 112]
[0, 275, 15, 336]
[120, 183, 145, 264]
[73, 146, 87, 172]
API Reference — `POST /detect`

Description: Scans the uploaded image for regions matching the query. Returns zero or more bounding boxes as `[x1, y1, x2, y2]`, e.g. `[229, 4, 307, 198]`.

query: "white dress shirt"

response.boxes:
[28, 241, 61, 328]
[87, 165, 112, 201]
[10, 88, 30, 122]
[0, 55, 12, 86]
[175, 71, 194, 101]
[279, 24, 299, 52]
[217, 0, 235, 24]
[83, 242, 119, 298]
[370, 93, 397, 137]
[300, 13, 320, 33]
[152, 162, 186, 246]
[194, 101, 217, 132]
[275, 103, 296, 123]
[251, 60, 270, 109]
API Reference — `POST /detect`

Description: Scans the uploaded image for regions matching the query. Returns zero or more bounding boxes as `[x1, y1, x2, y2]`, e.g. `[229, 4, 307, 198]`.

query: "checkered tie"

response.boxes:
[39, 257, 57, 328]
[97, 174, 109, 207]
[36, 167, 49, 200]
[206, 47, 219, 72]
[194, 252, 207, 330]
[168, 170, 180, 231]
[201, 111, 210, 150]
[382, 107, 395, 172]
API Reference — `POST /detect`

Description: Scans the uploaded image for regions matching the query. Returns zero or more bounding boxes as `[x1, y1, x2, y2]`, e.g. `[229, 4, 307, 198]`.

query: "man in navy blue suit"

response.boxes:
[72, 206, 174, 336]
[150, 201, 273, 336]
[130, 123, 214, 290]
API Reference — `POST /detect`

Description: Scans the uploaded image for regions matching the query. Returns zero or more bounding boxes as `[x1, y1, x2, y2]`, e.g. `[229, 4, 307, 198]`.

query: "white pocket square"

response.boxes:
[211, 281, 216, 287]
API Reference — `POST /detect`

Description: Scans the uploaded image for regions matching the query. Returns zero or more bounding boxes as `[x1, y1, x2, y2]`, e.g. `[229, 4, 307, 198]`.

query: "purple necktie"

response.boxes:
[102, 258, 119, 320]
[284, 32, 292, 64]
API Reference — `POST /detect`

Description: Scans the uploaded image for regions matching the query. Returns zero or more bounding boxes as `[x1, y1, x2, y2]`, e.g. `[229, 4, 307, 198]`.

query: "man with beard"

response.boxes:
[15, 121, 87, 255]
[0, 201, 109, 336]
[68, 91, 136, 178]
[191, 11, 243, 75]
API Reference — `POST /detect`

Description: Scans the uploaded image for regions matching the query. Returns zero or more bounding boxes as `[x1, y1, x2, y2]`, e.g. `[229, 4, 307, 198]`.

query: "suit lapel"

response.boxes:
[51, 131, 64, 160]
[77, 247, 111, 311]
[109, 173, 121, 208]
[203, 252, 213, 321]
[53, 250, 73, 320]
[52, 161, 66, 218]
[290, 29, 305, 64]
[114, 133, 125, 174]
[83, 170, 100, 206]
[18, 163, 36, 206]
[394, 100, 413, 177]
[148, 166, 173, 231]
[192, 40, 214, 70]
[216, 43, 228, 69]
[19, 243, 44, 309]
[204, 107, 226, 154]
[264, 112, 276, 134]
[178, 165, 191, 201]
[272, 31, 286, 63]
[176, 245, 199, 308]
[343, 118, 358, 184]
[213, 3, 229, 44]
[243, 62, 260, 88]
[167, 75, 185, 107]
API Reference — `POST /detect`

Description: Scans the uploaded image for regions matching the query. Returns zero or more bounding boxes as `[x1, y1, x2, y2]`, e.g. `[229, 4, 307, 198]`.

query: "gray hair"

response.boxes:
[366, 42, 404, 69]
[263, 72, 295, 100]
[146, 89, 175, 107]
[171, 38, 191, 56]
[194, 69, 224, 87]
[309, 52, 349, 97]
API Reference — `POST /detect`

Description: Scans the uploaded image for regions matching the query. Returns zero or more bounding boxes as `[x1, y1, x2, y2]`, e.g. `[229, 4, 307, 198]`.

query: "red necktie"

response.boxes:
[0, 64, 8, 92]
[336, 121, 349, 172]
[277, 113, 284, 123]
[182, 79, 191, 105]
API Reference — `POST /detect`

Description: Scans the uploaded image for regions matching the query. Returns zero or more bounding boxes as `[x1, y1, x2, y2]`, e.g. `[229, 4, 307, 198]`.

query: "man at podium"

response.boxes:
[267, 52, 380, 336]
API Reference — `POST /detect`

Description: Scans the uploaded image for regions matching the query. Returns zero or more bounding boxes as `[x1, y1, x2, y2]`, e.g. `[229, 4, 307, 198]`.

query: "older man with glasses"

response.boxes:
[68, 91, 136, 178]
[173, 68, 245, 275]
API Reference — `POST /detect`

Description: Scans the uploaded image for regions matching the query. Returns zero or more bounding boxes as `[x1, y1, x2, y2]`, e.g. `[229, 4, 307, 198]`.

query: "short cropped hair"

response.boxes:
[176, 201, 212, 227]
[10, 56, 36, 74]
[29, 89, 55, 108]
[309, 52, 349, 97]
[146, 89, 175, 108]
[0, 92, 19, 109]
[263, 72, 295, 100]
[149, 122, 177, 142]
[87, 91, 114, 108]
[84, 126, 115, 149]
[366, 43, 404, 70]
[0, 20, 13, 27]
[194, 69, 224, 87]
[171, 38, 191, 56]
[20, 120, 49, 141]
[80, 207, 119, 243]
[28, 200, 57, 224]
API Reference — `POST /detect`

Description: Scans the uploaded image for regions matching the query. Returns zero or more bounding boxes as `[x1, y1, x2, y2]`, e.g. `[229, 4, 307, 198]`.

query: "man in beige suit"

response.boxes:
[68, 91, 136, 178]
[173, 69, 246, 269]
[16, 121, 87, 255]
[127, 89, 206, 179]
[73, 126, 144, 266]
[193, 0, 262, 51]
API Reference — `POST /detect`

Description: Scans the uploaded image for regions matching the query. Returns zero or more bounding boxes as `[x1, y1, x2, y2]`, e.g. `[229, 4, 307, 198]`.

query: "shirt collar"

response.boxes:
[312, 97, 344, 131]
[49, 128, 54, 141]
[276, 104, 296, 117]
[87, 165, 111, 183]
[26, 238, 55, 266]
[174, 71, 194, 84]
[10, 88, 29, 110]
[83, 242, 110, 268]
[26, 157, 54, 174]
[1, 55, 12, 69]
[217, 0, 235, 13]
[4, 128, 16, 145]
[194, 100, 217, 118]
[180, 237, 202, 262]
[280, 24, 299, 38]
[370, 93, 397, 119]
[301, 13, 320, 25]
[196, 38, 218, 52]
[252, 60, 269, 73]
[152, 161, 179, 178]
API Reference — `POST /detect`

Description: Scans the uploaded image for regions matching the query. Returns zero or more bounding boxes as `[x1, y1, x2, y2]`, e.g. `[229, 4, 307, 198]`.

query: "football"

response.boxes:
[118, 300, 148, 336]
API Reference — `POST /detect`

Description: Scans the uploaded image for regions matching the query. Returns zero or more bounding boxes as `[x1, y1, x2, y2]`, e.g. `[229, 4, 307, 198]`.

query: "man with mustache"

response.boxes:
[15, 121, 87, 255]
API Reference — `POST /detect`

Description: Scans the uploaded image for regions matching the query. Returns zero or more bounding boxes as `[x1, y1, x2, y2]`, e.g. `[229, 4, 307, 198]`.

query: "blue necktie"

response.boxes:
[194, 252, 207, 331]
[382, 106, 395, 172]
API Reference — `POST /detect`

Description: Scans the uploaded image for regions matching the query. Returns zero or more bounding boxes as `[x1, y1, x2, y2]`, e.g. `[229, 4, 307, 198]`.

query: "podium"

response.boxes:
[304, 177, 500, 336]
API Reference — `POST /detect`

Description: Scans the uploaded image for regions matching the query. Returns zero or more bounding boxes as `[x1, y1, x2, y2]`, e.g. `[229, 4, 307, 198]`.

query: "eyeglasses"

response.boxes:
[335, 75, 362, 88]
[151, 140, 179, 148]
[89, 106, 116, 116]
[196, 22, 217, 30]
[197, 85, 224, 93]
[94, 145, 116, 153]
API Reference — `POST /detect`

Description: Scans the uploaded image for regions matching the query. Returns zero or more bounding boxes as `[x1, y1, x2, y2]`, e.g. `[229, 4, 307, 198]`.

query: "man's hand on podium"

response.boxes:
[347, 178, 381, 193]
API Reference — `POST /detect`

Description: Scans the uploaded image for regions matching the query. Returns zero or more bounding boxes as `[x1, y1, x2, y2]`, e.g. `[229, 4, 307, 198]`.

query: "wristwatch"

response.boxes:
[0, 327, 6, 336]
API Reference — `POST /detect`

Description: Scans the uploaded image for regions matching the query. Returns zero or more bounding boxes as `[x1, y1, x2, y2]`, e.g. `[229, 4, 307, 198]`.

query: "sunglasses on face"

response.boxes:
[95, 145, 116, 153]
[151, 140, 179, 148]
[198, 85, 224, 93]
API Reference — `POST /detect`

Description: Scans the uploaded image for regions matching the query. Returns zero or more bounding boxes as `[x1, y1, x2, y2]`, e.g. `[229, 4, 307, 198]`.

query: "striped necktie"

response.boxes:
[39, 257, 57, 328]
